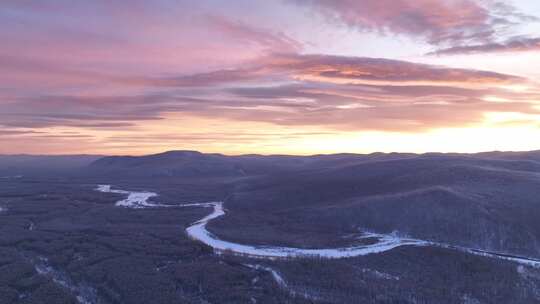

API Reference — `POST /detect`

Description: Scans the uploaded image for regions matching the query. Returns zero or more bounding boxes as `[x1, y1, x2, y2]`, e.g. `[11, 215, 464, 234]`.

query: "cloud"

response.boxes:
[287, 0, 537, 46]
[148, 54, 539, 132]
[429, 36, 540, 55]
[3, 1, 539, 154]
[0, 2, 302, 89]
[140, 53, 523, 88]
[2, 52, 535, 133]
[213, 86, 537, 132]
[0, 129, 44, 136]
[206, 15, 302, 54]
[138, 69, 260, 87]
[0, 94, 165, 128]
[259, 53, 523, 86]
[103, 131, 333, 145]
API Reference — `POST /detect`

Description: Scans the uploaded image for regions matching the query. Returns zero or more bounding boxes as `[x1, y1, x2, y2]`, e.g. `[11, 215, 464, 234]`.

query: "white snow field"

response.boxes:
[97, 184, 163, 208]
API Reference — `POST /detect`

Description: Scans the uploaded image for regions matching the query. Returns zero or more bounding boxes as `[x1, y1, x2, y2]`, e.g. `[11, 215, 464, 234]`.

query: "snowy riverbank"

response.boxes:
[96, 185, 428, 259]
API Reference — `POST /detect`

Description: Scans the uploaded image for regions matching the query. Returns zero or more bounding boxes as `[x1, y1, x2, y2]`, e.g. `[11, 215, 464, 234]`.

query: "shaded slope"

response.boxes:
[214, 156, 540, 257]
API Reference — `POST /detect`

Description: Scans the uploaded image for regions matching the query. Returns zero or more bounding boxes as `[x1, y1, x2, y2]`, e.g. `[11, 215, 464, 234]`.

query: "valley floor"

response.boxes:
[2, 176, 540, 303]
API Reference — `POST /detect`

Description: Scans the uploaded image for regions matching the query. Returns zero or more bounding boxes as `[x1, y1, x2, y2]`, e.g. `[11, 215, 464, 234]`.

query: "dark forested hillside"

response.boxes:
[2, 150, 540, 303]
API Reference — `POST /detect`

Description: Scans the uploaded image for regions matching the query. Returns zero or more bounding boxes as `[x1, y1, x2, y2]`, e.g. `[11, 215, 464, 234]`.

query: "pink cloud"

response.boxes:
[288, 0, 537, 46]
[0, 2, 301, 80]
[130, 53, 524, 88]
[2, 1, 539, 154]
[2, 53, 537, 134]
[259, 54, 523, 86]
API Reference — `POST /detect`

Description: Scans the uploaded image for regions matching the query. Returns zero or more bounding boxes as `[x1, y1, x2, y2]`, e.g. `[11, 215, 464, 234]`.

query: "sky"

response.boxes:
[1, 0, 540, 155]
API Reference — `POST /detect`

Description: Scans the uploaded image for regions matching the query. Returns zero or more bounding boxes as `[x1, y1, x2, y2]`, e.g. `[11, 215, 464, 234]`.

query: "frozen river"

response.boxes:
[96, 184, 540, 265]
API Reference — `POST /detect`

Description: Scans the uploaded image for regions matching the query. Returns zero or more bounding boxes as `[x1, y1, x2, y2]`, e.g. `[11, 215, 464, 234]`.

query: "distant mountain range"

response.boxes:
[3, 149, 540, 178]
[0, 154, 102, 175]
[86, 149, 540, 177]
[86, 150, 407, 177]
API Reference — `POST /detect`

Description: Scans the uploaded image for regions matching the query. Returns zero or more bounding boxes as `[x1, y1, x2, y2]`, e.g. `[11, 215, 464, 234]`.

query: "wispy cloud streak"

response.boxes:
[429, 36, 540, 55]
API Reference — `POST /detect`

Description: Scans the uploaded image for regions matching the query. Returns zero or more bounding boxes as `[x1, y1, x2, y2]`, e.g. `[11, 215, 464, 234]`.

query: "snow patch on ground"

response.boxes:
[96, 184, 165, 208]
[244, 264, 287, 287]
[33, 256, 99, 304]
[362, 268, 400, 281]
[463, 248, 540, 267]
[0, 175, 23, 179]
[461, 294, 481, 304]
[244, 264, 320, 301]
[432, 243, 540, 268]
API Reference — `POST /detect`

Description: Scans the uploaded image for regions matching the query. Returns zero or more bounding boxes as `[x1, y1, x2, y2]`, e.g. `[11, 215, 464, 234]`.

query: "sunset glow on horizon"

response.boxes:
[2, 0, 540, 155]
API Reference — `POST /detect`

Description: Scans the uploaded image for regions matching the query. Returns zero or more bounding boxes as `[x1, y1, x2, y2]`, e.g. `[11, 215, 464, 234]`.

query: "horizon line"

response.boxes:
[1, 148, 539, 158]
